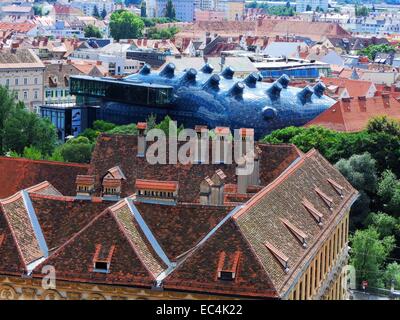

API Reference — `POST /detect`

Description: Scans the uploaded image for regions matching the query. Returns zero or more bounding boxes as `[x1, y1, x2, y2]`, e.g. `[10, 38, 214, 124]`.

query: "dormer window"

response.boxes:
[217, 251, 241, 281]
[76, 175, 95, 198]
[102, 178, 121, 199]
[315, 187, 334, 210]
[265, 241, 289, 273]
[94, 261, 109, 273]
[327, 178, 344, 198]
[135, 179, 178, 204]
[92, 244, 115, 274]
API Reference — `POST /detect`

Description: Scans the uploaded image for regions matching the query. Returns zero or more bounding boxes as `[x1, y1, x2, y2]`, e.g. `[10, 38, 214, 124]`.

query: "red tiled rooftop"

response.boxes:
[305, 96, 400, 132]
[0, 157, 89, 199]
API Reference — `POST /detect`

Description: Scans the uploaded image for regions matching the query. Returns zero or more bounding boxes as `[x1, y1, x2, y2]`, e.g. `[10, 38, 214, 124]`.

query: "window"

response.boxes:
[15, 78, 18, 85]
[34, 91, 38, 100]
[5, 79, 9, 87]
[94, 261, 109, 273]
[24, 78, 27, 85]
[34, 78, 38, 85]
[23, 91, 28, 100]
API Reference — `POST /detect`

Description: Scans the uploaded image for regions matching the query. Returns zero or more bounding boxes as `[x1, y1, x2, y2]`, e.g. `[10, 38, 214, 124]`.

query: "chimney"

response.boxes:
[194, 125, 208, 164]
[239, 128, 254, 157]
[200, 176, 212, 205]
[96, 60, 102, 66]
[213, 127, 231, 164]
[137, 122, 147, 157]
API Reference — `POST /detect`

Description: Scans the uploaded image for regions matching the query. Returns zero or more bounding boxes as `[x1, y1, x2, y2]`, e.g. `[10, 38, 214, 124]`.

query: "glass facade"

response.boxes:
[70, 77, 173, 106]
[260, 67, 327, 79]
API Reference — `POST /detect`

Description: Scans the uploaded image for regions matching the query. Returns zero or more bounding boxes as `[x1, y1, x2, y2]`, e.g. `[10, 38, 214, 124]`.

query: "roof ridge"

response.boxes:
[0, 156, 90, 168]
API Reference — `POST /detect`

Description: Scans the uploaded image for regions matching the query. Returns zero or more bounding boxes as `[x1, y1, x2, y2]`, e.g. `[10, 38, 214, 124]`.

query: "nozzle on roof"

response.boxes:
[202, 74, 220, 91]
[266, 81, 283, 101]
[183, 68, 197, 82]
[139, 64, 151, 75]
[277, 74, 290, 89]
[221, 66, 235, 79]
[160, 63, 176, 78]
[244, 72, 259, 88]
[201, 63, 214, 74]
[228, 81, 245, 98]
[298, 86, 314, 104]
[313, 82, 326, 98]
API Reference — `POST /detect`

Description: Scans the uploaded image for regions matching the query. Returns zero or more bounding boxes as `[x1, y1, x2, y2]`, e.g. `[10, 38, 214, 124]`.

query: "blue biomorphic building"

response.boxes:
[69, 63, 336, 139]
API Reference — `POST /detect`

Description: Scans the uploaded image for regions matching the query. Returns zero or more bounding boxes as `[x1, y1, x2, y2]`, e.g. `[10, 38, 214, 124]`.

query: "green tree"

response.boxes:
[335, 153, 378, 226]
[3, 106, 57, 156]
[383, 262, 400, 290]
[84, 24, 103, 38]
[358, 44, 396, 60]
[165, 0, 176, 19]
[109, 10, 145, 41]
[0, 86, 19, 154]
[377, 170, 400, 216]
[101, 7, 107, 20]
[58, 136, 93, 163]
[92, 5, 100, 18]
[350, 227, 395, 288]
[365, 212, 400, 238]
[141, 1, 147, 17]
[22, 146, 43, 160]
[107, 123, 138, 135]
[306, 4, 312, 11]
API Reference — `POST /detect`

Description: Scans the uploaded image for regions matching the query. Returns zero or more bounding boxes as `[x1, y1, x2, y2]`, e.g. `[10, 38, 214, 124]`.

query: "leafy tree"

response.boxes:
[146, 114, 157, 130]
[350, 227, 395, 288]
[383, 262, 400, 290]
[165, 0, 176, 19]
[358, 44, 396, 60]
[335, 153, 378, 226]
[84, 24, 103, 38]
[21, 146, 43, 160]
[107, 123, 138, 135]
[0, 86, 19, 153]
[155, 115, 183, 136]
[33, 5, 43, 16]
[3, 106, 57, 156]
[92, 5, 100, 18]
[306, 4, 312, 11]
[109, 10, 145, 41]
[147, 26, 180, 39]
[101, 7, 107, 20]
[365, 212, 400, 238]
[58, 136, 93, 163]
[377, 170, 400, 216]
[355, 5, 370, 17]
[335, 152, 378, 193]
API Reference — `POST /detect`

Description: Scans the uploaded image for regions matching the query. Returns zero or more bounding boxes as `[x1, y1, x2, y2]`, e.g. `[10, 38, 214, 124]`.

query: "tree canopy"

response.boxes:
[109, 10, 145, 41]
[84, 24, 103, 38]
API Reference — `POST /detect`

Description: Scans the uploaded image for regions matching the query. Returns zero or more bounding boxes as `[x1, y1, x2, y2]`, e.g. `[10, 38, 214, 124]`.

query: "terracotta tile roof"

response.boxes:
[135, 202, 232, 260]
[229, 150, 357, 295]
[31, 206, 159, 286]
[88, 135, 301, 203]
[0, 192, 44, 268]
[0, 22, 36, 33]
[0, 207, 25, 275]
[30, 193, 111, 252]
[76, 175, 95, 185]
[305, 96, 400, 132]
[320, 77, 375, 99]
[0, 157, 89, 199]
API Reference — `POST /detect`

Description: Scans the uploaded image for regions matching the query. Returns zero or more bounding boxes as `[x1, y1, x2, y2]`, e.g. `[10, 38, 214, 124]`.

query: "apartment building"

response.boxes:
[0, 45, 44, 113]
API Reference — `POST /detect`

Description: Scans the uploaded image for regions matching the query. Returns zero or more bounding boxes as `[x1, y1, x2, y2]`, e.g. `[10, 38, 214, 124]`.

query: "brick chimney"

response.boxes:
[137, 122, 147, 157]
[213, 127, 231, 164]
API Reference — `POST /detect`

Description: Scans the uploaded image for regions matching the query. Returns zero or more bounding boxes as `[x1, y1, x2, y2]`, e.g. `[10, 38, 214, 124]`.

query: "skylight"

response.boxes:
[281, 218, 308, 248]
[327, 178, 344, 197]
[315, 187, 333, 209]
[302, 199, 323, 225]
